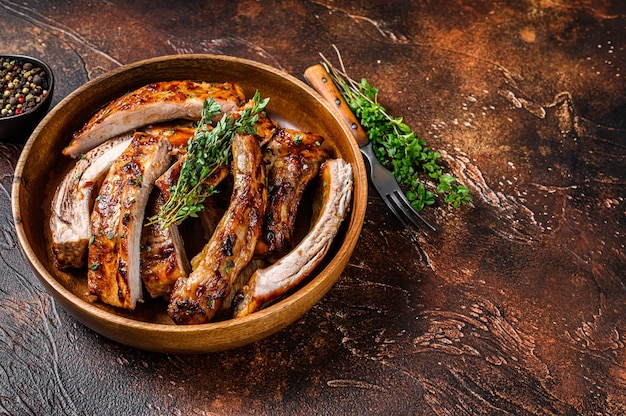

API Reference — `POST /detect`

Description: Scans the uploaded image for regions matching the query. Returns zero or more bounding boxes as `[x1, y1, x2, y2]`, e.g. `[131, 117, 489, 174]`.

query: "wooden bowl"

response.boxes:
[0, 54, 54, 143]
[11, 54, 367, 354]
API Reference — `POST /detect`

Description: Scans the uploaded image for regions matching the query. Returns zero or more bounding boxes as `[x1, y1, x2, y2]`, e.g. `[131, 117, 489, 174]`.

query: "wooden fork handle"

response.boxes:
[304, 64, 369, 148]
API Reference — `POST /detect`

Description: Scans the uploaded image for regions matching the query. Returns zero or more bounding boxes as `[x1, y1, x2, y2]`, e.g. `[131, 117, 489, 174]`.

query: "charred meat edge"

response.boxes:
[255, 128, 329, 261]
[142, 155, 230, 298]
[133, 122, 197, 298]
[50, 134, 133, 269]
[87, 132, 172, 310]
[233, 158, 353, 318]
[63, 80, 245, 158]
[168, 132, 267, 325]
[140, 191, 191, 298]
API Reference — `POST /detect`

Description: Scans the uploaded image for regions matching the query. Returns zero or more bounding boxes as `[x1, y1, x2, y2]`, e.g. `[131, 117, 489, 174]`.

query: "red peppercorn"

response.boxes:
[1, 57, 49, 119]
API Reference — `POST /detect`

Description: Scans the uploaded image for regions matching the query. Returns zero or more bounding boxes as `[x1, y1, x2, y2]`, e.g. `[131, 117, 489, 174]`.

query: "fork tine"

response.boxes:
[387, 191, 426, 231]
[390, 190, 437, 232]
[380, 193, 419, 241]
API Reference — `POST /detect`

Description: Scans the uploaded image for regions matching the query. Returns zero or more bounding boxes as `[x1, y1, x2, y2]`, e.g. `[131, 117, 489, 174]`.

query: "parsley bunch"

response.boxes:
[322, 56, 471, 212]
[155, 91, 269, 228]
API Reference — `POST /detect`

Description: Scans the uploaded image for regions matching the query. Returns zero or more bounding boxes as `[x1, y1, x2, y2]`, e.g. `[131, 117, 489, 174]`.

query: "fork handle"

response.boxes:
[304, 64, 369, 148]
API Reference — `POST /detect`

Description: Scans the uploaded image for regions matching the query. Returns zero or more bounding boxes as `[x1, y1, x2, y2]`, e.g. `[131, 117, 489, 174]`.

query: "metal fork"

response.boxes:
[304, 64, 436, 236]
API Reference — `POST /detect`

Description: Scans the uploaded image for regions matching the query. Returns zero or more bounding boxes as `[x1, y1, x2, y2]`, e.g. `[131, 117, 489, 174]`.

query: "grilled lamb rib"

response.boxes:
[255, 128, 329, 261]
[141, 153, 231, 298]
[50, 134, 133, 269]
[63, 80, 245, 158]
[87, 132, 172, 310]
[168, 132, 267, 324]
[140, 191, 191, 298]
[233, 158, 353, 318]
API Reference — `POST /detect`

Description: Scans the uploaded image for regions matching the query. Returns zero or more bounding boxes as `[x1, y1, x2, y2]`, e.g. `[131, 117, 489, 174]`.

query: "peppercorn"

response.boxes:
[0, 57, 48, 118]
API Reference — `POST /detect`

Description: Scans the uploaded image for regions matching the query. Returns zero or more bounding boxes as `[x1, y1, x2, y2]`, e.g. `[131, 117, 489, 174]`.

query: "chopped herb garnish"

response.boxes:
[224, 258, 235, 274]
[129, 173, 143, 187]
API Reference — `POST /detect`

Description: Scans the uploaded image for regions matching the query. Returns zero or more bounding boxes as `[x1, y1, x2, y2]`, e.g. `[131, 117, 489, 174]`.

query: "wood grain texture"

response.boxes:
[1, 0, 625, 414]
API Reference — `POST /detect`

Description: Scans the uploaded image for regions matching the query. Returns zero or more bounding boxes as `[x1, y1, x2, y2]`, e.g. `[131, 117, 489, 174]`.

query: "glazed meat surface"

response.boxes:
[63, 81, 245, 158]
[168, 132, 267, 324]
[140, 191, 190, 298]
[50, 134, 133, 269]
[233, 158, 353, 318]
[255, 128, 329, 261]
[141, 152, 231, 298]
[87, 132, 172, 310]
[51, 80, 354, 324]
[142, 121, 196, 149]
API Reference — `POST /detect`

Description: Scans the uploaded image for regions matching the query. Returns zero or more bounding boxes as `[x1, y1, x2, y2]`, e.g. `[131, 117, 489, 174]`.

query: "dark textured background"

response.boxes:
[1, 0, 625, 414]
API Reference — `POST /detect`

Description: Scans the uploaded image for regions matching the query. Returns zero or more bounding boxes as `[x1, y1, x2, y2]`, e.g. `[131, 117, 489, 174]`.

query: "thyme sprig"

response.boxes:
[321, 49, 472, 212]
[154, 91, 269, 228]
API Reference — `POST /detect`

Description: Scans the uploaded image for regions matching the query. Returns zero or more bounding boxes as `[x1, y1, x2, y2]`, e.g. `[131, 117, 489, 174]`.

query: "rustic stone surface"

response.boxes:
[0, 1, 624, 414]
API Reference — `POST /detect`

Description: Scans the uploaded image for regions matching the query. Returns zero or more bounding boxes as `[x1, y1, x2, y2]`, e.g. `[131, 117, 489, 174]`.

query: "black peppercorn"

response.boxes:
[0, 57, 48, 117]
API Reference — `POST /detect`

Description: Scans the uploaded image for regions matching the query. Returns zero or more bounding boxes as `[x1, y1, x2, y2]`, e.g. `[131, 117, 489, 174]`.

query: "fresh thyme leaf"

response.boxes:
[321, 51, 472, 212]
[153, 91, 269, 228]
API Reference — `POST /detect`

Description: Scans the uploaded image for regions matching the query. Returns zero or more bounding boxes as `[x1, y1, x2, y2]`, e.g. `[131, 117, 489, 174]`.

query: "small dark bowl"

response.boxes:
[0, 54, 54, 144]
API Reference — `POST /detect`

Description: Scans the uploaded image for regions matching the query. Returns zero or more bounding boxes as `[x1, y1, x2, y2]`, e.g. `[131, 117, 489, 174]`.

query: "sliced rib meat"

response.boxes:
[168, 132, 267, 324]
[251, 112, 278, 146]
[255, 128, 328, 261]
[141, 153, 230, 298]
[63, 81, 245, 158]
[262, 127, 322, 166]
[141, 121, 196, 149]
[50, 134, 133, 269]
[153, 154, 230, 204]
[87, 132, 172, 310]
[140, 191, 190, 298]
[233, 158, 353, 318]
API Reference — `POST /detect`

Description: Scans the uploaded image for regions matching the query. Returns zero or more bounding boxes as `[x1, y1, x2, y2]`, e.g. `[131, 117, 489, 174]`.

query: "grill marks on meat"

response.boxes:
[233, 159, 353, 318]
[256, 128, 329, 261]
[250, 112, 278, 146]
[168, 133, 267, 324]
[140, 192, 190, 298]
[141, 154, 230, 298]
[50, 134, 133, 269]
[63, 81, 245, 158]
[87, 132, 172, 310]
[50, 120, 195, 271]
[142, 121, 196, 149]
[53, 82, 354, 324]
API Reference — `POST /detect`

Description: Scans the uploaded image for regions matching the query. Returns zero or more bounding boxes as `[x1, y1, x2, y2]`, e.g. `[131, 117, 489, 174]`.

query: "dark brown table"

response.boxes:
[1, 1, 625, 414]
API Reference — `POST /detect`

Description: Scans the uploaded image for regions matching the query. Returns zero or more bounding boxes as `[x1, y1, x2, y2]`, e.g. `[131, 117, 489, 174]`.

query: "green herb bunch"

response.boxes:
[155, 91, 269, 228]
[321, 56, 472, 212]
